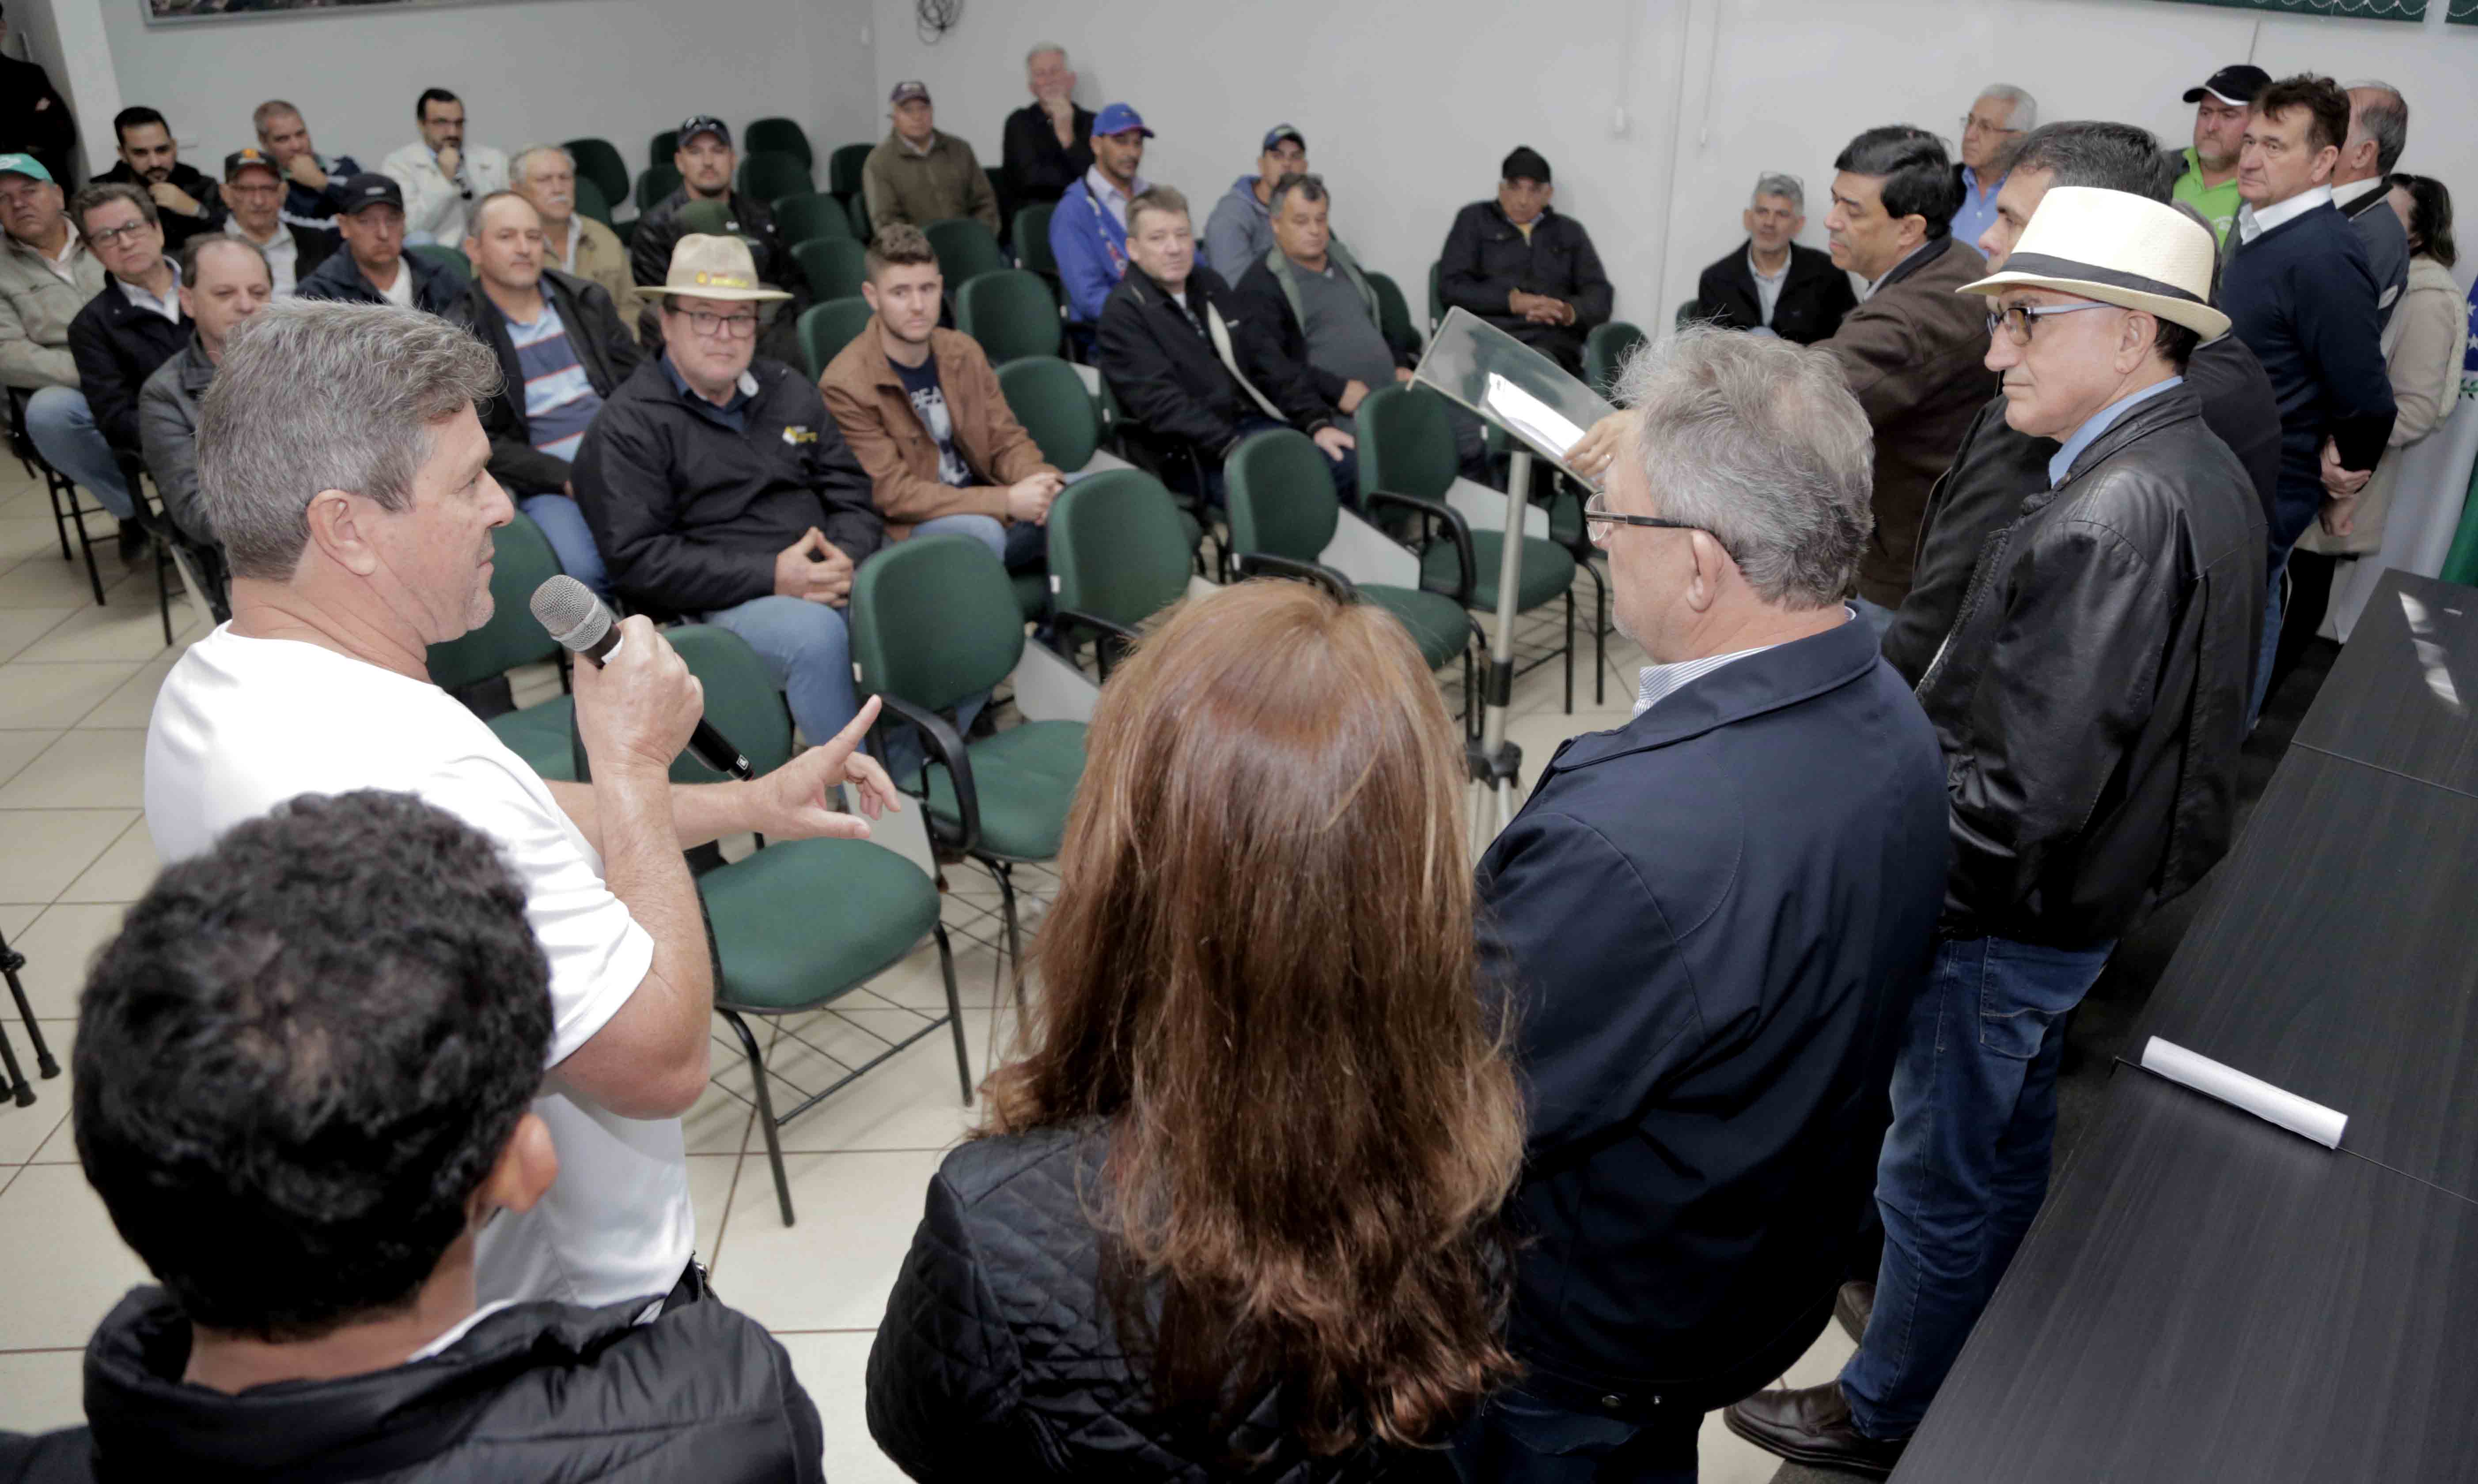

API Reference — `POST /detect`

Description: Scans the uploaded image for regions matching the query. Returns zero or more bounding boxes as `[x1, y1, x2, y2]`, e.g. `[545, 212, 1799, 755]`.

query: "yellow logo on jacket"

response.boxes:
[781, 425, 817, 446]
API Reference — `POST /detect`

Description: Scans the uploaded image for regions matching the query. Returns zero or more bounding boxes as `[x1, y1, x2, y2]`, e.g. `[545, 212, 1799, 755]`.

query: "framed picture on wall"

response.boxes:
[146, 0, 527, 24]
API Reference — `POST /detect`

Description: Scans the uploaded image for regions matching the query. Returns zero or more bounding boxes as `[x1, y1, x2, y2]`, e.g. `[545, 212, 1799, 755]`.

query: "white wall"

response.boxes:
[94, 0, 877, 206]
[868, 0, 2478, 327]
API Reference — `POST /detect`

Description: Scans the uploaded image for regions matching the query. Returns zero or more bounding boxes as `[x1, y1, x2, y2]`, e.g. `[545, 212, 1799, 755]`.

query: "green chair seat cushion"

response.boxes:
[924, 719, 1086, 860]
[488, 698, 576, 783]
[701, 837, 940, 1011]
[1422, 530, 1579, 613]
[1360, 585, 1470, 671]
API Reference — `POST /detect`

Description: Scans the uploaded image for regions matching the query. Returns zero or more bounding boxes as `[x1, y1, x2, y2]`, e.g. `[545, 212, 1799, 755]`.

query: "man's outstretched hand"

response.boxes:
[747, 695, 904, 841]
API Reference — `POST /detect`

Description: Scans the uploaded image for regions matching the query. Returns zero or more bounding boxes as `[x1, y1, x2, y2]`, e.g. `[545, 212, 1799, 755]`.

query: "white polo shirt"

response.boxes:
[144, 625, 690, 1312]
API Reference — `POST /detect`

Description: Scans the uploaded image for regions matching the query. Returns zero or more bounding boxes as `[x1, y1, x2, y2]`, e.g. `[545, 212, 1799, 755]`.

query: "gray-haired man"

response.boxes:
[1952, 84, 2036, 247]
[1694, 172, 1855, 344]
[510, 144, 636, 334]
[142, 298, 902, 1316]
[1470, 327, 1948, 1483]
[2330, 80, 2411, 328]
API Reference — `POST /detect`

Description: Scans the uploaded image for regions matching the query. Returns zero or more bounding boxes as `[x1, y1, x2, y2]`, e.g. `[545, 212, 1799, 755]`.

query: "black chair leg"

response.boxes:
[1563, 590, 1576, 715]
[990, 860, 1027, 1020]
[721, 1007, 796, 1228]
[934, 924, 974, 1102]
[0, 930, 55, 1107]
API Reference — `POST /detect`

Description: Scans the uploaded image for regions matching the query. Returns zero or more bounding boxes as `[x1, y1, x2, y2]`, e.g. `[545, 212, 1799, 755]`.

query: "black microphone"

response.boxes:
[529, 575, 755, 781]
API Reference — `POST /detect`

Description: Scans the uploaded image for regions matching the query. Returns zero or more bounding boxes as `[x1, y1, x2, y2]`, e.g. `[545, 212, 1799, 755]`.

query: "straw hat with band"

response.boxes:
[636, 233, 792, 304]
[1956, 186, 2231, 343]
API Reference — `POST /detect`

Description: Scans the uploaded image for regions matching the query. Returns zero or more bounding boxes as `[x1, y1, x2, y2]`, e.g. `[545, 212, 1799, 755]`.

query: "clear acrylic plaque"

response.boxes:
[1412, 307, 1617, 486]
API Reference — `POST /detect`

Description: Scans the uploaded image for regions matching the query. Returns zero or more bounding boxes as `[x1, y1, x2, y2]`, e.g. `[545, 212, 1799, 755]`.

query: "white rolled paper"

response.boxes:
[2139, 1036, 2348, 1149]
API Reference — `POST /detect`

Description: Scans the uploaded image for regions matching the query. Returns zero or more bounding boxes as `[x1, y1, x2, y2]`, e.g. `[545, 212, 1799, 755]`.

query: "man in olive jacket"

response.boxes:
[1811, 127, 1993, 617]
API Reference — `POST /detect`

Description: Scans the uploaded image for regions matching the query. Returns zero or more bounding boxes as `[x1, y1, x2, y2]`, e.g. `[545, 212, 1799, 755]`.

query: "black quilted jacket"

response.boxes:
[868, 1124, 1462, 1482]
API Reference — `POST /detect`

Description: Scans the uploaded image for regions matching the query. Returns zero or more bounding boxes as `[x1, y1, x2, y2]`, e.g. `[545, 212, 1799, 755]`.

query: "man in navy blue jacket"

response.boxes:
[2220, 74, 2395, 713]
[1463, 327, 1947, 1484]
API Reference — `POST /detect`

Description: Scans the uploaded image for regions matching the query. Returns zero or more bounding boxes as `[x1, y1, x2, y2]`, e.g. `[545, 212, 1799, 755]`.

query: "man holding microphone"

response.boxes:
[143, 298, 898, 1316]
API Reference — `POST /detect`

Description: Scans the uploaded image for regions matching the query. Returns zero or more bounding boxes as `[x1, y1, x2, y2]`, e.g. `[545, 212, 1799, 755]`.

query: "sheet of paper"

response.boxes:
[1483, 371, 1588, 464]
[2139, 1036, 2347, 1149]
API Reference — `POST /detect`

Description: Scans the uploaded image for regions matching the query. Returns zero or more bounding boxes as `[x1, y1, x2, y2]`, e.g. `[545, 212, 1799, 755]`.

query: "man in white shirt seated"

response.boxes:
[143, 298, 902, 1312]
[380, 87, 509, 247]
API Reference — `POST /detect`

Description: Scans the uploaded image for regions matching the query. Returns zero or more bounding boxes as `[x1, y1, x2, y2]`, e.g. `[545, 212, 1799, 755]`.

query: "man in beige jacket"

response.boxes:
[0, 153, 105, 393]
[511, 145, 636, 341]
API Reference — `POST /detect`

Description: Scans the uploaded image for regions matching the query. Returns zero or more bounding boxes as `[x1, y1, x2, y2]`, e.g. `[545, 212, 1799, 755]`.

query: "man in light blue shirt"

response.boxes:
[1950, 85, 2035, 250]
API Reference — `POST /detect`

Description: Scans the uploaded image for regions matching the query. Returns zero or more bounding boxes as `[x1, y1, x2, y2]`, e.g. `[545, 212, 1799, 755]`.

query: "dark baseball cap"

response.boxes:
[2183, 65, 2271, 107]
[223, 147, 281, 183]
[1262, 124, 1305, 153]
[890, 81, 931, 106]
[678, 114, 731, 148]
[338, 172, 403, 214]
[1502, 146, 1552, 185]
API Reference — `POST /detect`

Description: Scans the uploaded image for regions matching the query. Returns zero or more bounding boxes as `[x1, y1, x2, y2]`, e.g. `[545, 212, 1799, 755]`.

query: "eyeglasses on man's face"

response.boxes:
[1582, 490, 1734, 558]
[1985, 300, 2112, 346]
[88, 220, 155, 249]
[1961, 114, 2022, 138]
[679, 307, 762, 339]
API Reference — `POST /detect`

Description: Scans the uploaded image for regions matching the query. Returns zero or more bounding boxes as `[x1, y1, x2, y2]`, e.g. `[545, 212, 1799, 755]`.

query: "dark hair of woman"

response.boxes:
[983, 579, 1524, 1456]
[2388, 172, 2456, 271]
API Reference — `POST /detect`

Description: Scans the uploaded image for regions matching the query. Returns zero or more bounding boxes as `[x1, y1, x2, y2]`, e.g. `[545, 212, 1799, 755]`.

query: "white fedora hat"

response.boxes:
[1958, 186, 2230, 341]
[635, 233, 792, 303]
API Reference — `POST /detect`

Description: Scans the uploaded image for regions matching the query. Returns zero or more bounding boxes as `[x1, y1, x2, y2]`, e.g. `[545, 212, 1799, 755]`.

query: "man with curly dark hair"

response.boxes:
[1, 791, 823, 1482]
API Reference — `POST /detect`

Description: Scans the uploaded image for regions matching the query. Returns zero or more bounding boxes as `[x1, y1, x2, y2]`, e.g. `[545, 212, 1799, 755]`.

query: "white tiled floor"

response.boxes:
[0, 455, 1829, 1480]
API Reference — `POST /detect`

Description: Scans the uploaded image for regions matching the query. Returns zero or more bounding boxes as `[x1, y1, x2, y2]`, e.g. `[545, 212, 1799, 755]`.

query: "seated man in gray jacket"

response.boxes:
[137, 235, 275, 609]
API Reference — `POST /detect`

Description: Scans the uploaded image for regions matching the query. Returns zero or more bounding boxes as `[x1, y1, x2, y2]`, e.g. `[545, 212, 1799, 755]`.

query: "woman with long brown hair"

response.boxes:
[867, 579, 1524, 1480]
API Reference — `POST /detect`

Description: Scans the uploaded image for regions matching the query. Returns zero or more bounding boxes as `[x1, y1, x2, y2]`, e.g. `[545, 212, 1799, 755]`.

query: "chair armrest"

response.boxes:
[1365, 489, 1476, 607]
[1231, 552, 1355, 603]
[1051, 607, 1143, 681]
[871, 691, 981, 857]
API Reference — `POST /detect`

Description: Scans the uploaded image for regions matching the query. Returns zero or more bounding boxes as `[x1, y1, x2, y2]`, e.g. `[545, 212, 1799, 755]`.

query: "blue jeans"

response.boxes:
[1452, 1386, 1697, 1484]
[908, 510, 1049, 575]
[701, 594, 857, 750]
[519, 492, 610, 600]
[1841, 933, 2114, 1439]
[2249, 546, 2290, 724]
[26, 386, 136, 520]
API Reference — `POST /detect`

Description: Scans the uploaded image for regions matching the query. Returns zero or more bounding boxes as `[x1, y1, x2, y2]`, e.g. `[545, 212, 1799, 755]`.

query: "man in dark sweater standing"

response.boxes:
[1000, 43, 1093, 208]
[2223, 74, 2395, 715]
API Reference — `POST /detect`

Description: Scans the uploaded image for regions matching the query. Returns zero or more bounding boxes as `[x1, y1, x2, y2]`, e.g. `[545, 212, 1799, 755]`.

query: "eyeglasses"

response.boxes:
[1960, 115, 2023, 137]
[678, 307, 762, 339]
[1582, 491, 1734, 557]
[87, 221, 154, 249]
[1985, 301, 2114, 346]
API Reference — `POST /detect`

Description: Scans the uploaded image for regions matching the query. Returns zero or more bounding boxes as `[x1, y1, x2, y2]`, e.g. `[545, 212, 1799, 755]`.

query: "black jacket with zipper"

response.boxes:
[64, 276, 189, 456]
[448, 268, 642, 496]
[0, 1285, 824, 1484]
[1916, 382, 2264, 946]
[571, 355, 882, 617]
[294, 246, 462, 315]
[1095, 265, 1331, 468]
[1436, 201, 1612, 371]
[1694, 239, 1855, 346]
[1229, 253, 1414, 412]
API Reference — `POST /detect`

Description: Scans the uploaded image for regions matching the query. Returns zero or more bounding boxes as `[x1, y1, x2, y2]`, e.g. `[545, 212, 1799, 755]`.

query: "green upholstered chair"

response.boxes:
[737, 150, 811, 208]
[794, 237, 868, 303]
[797, 296, 874, 381]
[1012, 202, 1057, 277]
[1675, 297, 1703, 328]
[1584, 320, 1647, 395]
[571, 174, 615, 228]
[1357, 382, 1586, 712]
[954, 269, 1060, 363]
[562, 137, 631, 212]
[648, 130, 679, 168]
[1367, 269, 1422, 360]
[773, 190, 853, 246]
[1046, 469, 1195, 679]
[999, 357, 1203, 560]
[852, 536, 1085, 1004]
[664, 623, 967, 1228]
[1224, 428, 1478, 721]
[1427, 260, 1445, 334]
[636, 163, 682, 215]
[408, 243, 469, 284]
[742, 117, 813, 170]
[924, 217, 1009, 290]
[844, 191, 872, 242]
[829, 142, 873, 199]
[423, 511, 579, 783]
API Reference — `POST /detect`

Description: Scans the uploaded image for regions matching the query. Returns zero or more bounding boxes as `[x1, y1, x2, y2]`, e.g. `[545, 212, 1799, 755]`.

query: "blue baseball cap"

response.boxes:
[1262, 124, 1305, 153]
[1093, 102, 1153, 140]
[0, 152, 51, 184]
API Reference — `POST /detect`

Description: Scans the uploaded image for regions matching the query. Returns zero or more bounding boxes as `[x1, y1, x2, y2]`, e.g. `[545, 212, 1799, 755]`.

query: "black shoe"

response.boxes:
[117, 520, 150, 567]
[1723, 1381, 1907, 1478]
[1836, 1280, 1875, 1344]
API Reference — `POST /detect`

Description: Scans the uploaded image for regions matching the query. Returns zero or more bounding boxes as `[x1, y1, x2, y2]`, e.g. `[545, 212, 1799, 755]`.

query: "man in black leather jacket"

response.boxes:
[3, 791, 822, 1484]
[1731, 187, 2263, 1476]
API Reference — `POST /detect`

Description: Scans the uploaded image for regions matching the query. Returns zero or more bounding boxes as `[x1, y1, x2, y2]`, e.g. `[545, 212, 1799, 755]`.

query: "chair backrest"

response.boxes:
[738, 151, 811, 208]
[636, 164, 682, 214]
[829, 143, 873, 198]
[743, 117, 813, 170]
[798, 297, 874, 381]
[923, 216, 1008, 288]
[1225, 428, 1343, 563]
[845, 191, 872, 242]
[1012, 202, 1058, 276]
[648, 130, 679, 168]
[562, 137, 630, 211]
[572, 174, 614, 228]
[1049, 469, 1194, 632]
[773, 190, 853, 246]
[955, 270, 1060, 364]
[424, 511, 564, 690]
[1367, 269, 1421, 359]
[793, 237, 869, 304]
[995, 356, 1098, 473]
[1426, 261, 1444, 333]
[852, 534, 1027, 713]
[1356, 382, 1460, 504]
[408, 243, 470, 284]
[1584, 320, 1647, 394]
[1674, 298, 1703, 329]
[678, 199, 732, 237]
[665, 624, 795, 782]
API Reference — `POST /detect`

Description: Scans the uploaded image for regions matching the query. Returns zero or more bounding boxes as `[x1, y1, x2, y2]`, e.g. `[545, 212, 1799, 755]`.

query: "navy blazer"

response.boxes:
[1476, 614, 1947, 1415]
